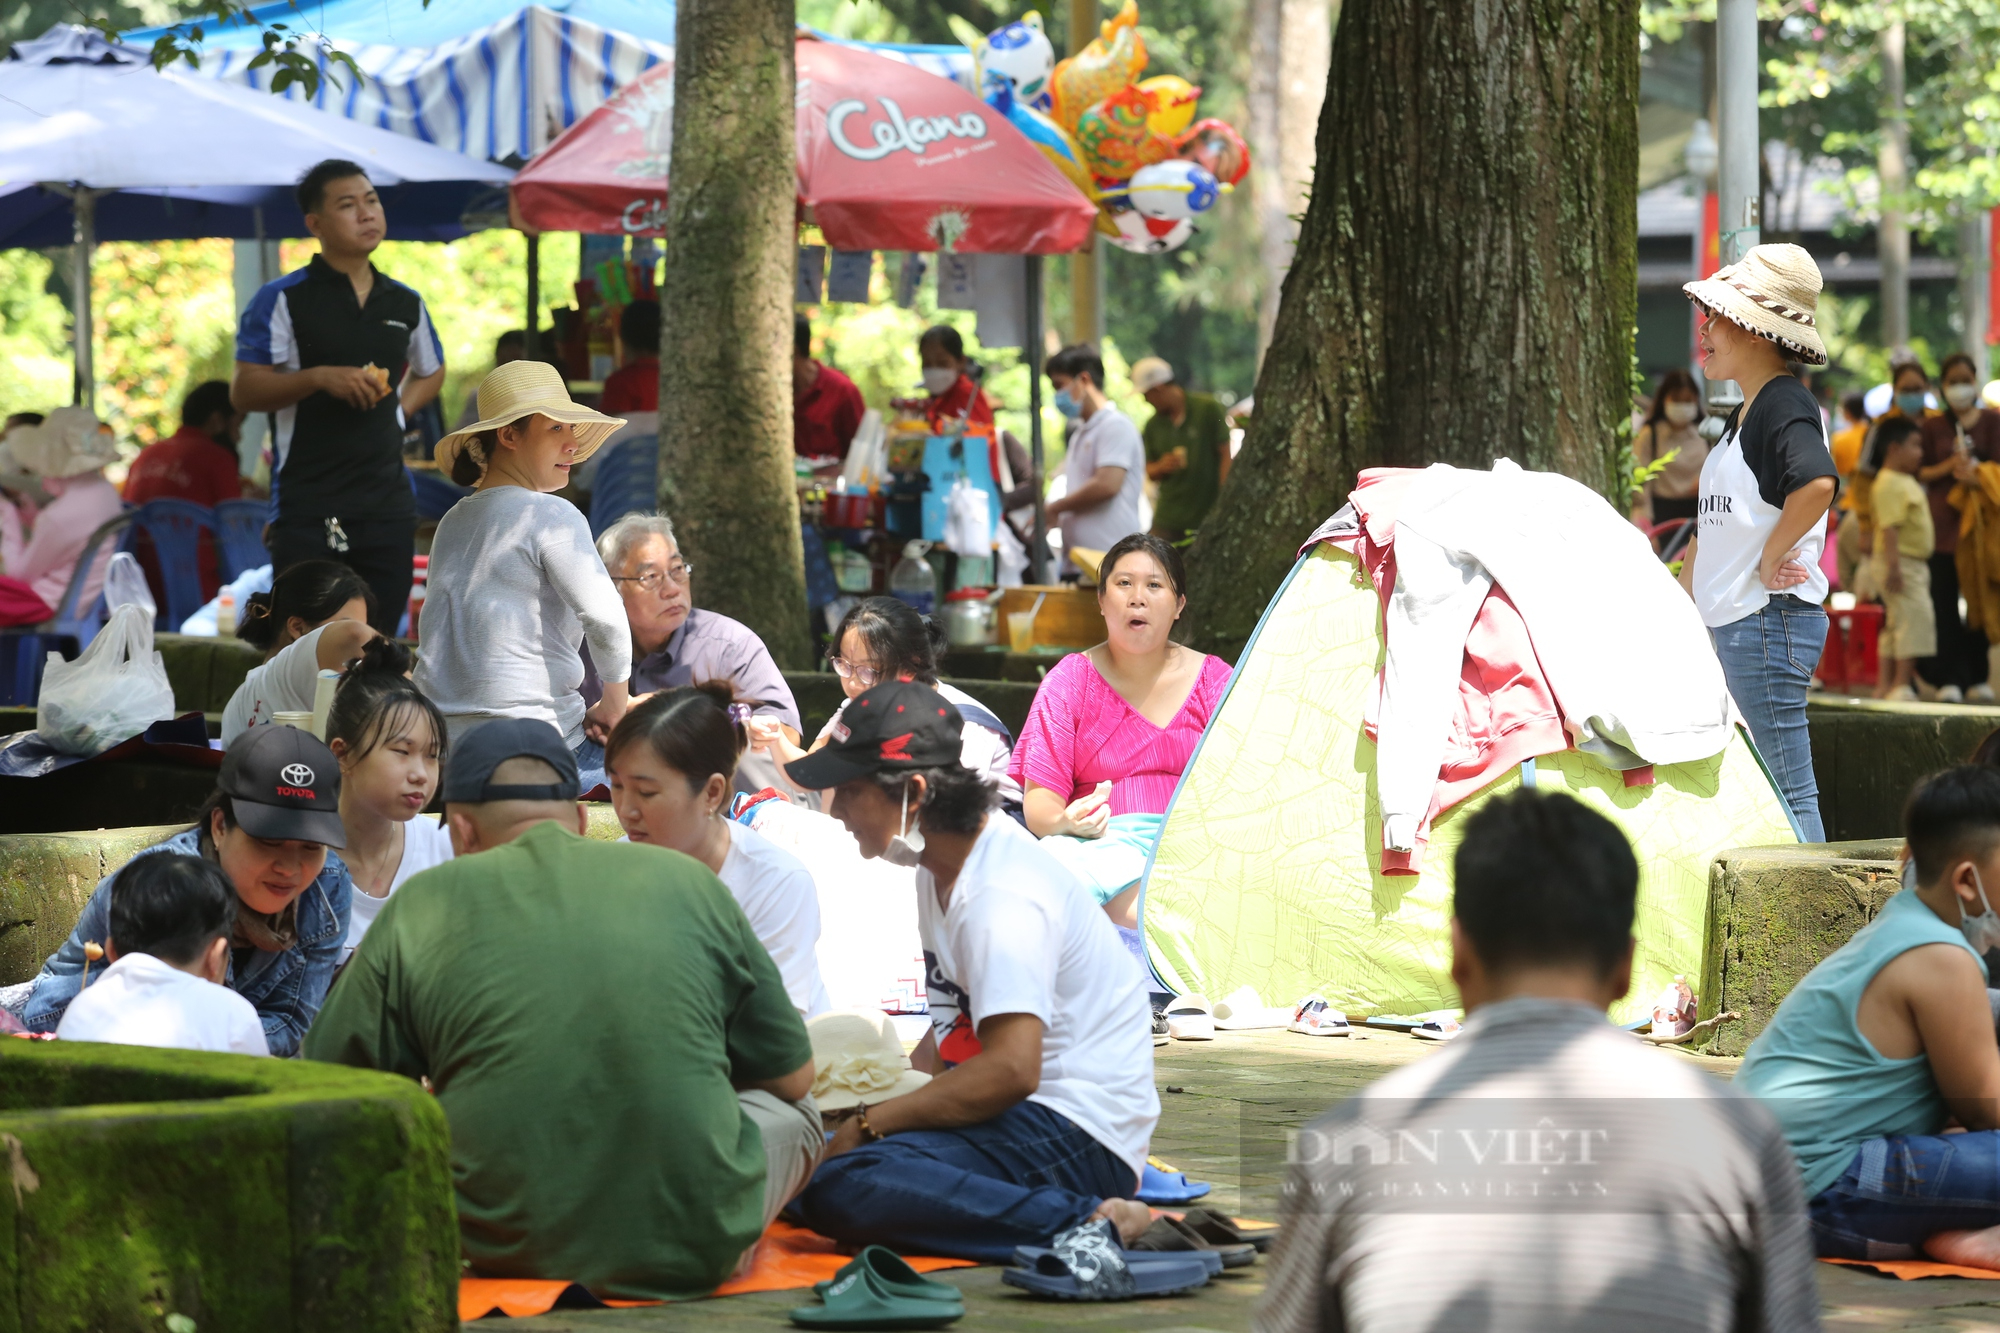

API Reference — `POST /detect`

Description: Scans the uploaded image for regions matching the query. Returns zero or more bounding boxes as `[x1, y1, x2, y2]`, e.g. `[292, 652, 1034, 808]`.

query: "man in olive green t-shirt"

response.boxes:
[1133, 355, 1232, 543]
[304, 721, 818, 1301]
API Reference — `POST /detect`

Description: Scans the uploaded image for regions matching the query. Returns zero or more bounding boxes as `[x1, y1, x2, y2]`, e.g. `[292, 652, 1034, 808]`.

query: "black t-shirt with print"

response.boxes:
[1719, 374, 1838, 510]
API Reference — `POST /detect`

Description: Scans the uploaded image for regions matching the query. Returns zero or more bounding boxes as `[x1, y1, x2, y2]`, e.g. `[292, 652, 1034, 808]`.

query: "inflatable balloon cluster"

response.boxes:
[954, 2, 1250, 254]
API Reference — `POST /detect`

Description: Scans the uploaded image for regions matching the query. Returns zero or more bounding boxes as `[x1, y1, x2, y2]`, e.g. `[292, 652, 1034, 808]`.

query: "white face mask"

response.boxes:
[1960, 864, 2000, 955]
[921, 367, 959, 396]
[1664, 400, 1700, 426]
[1946, 382, 1981, 412]
[882, 780, 927, 867]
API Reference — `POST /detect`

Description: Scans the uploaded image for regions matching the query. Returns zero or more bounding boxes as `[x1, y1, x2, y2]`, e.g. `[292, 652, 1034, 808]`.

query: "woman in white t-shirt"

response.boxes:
[751, 596, 1021, 813]
[606, 682, 831, 1016]
[221, 560, 380, 743]
[1679, 244, 1839, 841]
[325, 637, 455, 963]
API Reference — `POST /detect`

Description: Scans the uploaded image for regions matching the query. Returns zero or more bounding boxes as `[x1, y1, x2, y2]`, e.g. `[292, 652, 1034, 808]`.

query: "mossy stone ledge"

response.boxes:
[0, 1039, 456, 1332]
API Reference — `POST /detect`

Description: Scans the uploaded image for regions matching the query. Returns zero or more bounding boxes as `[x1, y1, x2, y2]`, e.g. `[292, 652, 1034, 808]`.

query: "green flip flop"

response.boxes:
[811, 1246, 964, 1304]
[790, 1253, 964, 1330]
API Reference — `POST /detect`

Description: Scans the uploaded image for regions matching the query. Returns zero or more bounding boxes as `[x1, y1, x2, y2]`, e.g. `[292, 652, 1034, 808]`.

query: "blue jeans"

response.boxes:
[1710, 595, 1826, 842]
[794, 1100, 1134, 1263]
[1810, 1131, 2000, 1259]
[573, 736, 605, 795]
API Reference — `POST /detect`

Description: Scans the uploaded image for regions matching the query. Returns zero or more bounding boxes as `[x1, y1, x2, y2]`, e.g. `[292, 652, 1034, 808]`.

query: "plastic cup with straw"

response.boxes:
[1008, 592, 1047, 654]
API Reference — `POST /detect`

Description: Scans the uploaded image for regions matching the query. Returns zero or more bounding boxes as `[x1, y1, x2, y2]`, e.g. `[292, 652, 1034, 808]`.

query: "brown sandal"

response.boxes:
[1127, 1215, 1256, 1268]
[1180, 1207, 1278, 1254]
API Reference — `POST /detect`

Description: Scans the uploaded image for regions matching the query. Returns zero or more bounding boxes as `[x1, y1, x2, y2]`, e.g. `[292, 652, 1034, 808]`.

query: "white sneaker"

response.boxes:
[1886, 685, 1918, 702]
[1939, 685, 1966, 704]
[1411, 1017, 1463, 1041]
[1971, 684, 1996, 704]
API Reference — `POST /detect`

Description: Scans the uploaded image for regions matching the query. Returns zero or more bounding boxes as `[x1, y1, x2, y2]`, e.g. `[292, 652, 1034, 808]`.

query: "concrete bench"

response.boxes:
[0, 1039, 455, 1331]
[1700, 839, 1903, 1055]
[1808, 696, 2000, 841]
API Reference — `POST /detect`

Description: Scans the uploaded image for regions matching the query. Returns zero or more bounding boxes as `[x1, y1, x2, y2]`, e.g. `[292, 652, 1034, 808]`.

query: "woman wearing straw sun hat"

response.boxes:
[413, 360, 633, 788]
[1680, 243, 1839, 841]
[0, 406, 125, 627]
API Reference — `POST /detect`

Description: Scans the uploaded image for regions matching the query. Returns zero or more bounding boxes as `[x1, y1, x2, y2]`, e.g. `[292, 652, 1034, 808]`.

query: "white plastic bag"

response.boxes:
[840, 409, 887, 491]
[101, 550, 156, 622]
[943, 476, 992, 558]
[36, 601, 176, 756]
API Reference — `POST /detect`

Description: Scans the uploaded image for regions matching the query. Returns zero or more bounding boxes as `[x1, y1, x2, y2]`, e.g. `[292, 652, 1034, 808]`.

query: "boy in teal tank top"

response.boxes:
[1739, 765, 2000, 1266]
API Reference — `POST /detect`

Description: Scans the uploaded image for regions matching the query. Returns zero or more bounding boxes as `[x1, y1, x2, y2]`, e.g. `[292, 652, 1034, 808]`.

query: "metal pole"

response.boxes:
[71, 188, 95, 410]
[1026, 255, 1049, 585]
[524, 232, 542, 360]
[1715, 0, 1760, 269]
[1067, 0, 1104, 347]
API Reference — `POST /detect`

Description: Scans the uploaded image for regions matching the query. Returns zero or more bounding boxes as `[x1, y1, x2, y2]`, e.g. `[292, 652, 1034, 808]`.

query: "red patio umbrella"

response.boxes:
[509, 37, 1097, 254]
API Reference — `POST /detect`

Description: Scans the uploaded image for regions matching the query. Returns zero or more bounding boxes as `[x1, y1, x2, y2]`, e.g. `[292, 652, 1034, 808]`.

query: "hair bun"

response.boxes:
[236, 591, 277, 649]
[342, 634, 413, 683]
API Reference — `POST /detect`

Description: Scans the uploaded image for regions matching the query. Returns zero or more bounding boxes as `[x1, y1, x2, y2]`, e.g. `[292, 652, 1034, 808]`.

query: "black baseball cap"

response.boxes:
[785, 680, 964, 790]
[442, 718, 580, 804]
[220, 725, 347, 847]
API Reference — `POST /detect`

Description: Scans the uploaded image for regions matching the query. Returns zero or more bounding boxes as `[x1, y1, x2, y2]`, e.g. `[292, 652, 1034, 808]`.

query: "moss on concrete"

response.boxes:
[1701, 839, 1903, 1055]
[1809, 697, 2000, 841]
[0, 1040, 456, 1332]
[0, 825, 190, 987]
[155, 634, 262, 717]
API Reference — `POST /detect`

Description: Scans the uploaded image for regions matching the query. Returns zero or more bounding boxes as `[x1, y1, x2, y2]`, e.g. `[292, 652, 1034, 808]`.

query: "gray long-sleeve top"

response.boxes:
[414, 486, 631, 749]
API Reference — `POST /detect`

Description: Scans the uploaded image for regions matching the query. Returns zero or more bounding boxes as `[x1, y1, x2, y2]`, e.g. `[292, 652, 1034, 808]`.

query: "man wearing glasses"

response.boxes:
[581, 515, 803, 776]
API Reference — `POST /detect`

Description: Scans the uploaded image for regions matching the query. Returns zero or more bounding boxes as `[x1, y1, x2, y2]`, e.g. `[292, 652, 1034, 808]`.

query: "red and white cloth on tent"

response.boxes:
[1317, 468, 1570, 875]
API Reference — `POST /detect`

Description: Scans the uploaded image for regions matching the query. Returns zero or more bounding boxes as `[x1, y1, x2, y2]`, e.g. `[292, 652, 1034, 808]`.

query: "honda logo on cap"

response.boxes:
[280, 763, 316, 787]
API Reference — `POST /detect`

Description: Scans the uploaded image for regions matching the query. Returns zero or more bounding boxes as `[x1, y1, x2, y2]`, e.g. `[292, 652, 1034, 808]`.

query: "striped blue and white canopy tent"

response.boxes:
[127, 0, 973, 162]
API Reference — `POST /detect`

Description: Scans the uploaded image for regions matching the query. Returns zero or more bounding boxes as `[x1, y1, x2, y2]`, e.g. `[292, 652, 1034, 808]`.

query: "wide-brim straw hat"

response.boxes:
[807, 1009, 932, 1111]
[10, 406, 121, 479]
[1682, 242, 1828, 366]
[434, 360, 628, 480]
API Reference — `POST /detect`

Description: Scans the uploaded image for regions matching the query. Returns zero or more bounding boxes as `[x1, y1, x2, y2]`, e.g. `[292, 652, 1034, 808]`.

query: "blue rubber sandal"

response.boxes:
[1135, 1159, 1213, 1204]
[1000, 1219, 1210, 1301]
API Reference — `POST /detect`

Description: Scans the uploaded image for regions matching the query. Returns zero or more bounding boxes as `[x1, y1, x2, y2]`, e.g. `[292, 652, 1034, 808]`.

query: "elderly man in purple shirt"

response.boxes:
[581, 516, 802, 775]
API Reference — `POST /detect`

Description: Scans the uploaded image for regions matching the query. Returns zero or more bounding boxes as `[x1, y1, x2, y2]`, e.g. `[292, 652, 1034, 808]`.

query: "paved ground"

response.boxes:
[471, 1030, 2000, 1331]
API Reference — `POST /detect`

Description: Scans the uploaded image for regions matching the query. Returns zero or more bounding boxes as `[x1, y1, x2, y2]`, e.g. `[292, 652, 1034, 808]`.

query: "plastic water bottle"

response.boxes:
[215, 591, 236, 637]
[890, 541, 937, 616]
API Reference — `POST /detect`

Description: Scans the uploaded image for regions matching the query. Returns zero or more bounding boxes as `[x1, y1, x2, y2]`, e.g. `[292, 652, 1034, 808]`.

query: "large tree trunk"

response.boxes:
[1184, 0, 1639, 660]
[657, 0, 811, 668]
[1877, 21, 1910, 352]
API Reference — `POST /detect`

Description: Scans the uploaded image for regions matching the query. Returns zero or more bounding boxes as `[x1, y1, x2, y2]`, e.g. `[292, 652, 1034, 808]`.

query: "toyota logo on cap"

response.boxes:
[280, 763, 316, 787]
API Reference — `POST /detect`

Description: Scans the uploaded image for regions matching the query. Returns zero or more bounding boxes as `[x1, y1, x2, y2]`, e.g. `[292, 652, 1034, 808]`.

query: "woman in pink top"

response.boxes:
[1010, 533, 1232, 933]
[0, 408, 125, 626]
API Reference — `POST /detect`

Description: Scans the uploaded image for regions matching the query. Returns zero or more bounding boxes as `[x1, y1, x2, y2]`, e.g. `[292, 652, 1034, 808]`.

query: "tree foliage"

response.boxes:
[1644, 0, 2000, 234]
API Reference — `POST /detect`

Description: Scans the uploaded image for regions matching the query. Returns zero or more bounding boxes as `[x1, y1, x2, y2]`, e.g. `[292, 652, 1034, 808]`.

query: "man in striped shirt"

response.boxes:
[1257, 789, 1818, 1333]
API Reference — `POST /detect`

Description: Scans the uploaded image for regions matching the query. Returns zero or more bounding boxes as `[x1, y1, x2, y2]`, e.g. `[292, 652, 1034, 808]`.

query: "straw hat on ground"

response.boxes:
[1682, 242, 1827, 366]
[434, 360, 627, 482]
[9, 406, 120, 479]
[807, 1009, 931, 1111]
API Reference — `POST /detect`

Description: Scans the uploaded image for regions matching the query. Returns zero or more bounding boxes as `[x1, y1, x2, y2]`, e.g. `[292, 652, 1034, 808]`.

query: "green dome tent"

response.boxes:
[1138, 542, 1798, 1026]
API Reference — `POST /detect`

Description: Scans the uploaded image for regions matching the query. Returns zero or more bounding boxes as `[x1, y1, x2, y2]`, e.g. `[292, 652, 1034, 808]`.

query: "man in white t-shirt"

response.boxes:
[1045, 345, 1146, 575]
[785, 680, 1159, 1261]
[56, 850, 270, 1055]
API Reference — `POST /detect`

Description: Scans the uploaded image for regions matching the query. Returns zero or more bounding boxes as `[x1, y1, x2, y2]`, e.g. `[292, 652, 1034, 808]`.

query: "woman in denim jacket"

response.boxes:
[21, 726, 351, 1056]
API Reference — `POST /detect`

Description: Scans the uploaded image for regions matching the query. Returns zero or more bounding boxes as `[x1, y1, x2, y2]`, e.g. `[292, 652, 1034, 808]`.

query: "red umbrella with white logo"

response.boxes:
[508, 35, 1097, 253]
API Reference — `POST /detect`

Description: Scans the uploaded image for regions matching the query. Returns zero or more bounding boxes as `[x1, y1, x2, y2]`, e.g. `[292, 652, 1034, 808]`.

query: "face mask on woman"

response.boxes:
[1945, 382, 1980, 412]
[921, 367, 959, 396]
[1896, 390, 1930, 417]
[1664, 400, 1700, 426]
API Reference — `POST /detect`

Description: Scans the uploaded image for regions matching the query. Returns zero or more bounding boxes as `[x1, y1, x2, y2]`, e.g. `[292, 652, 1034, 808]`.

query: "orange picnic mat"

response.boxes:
[1822, 1256, 2000, 1281]
[458, 1220, 977, 1319]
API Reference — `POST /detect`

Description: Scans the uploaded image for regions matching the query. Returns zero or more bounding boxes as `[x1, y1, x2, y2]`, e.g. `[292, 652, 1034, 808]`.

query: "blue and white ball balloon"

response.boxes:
[981, 14, 1056, 111]
[1126, 159, 1221, 223]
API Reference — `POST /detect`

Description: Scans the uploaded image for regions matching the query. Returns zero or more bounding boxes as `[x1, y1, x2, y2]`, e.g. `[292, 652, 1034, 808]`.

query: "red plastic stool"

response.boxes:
[1822, 603, 1884, 693]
